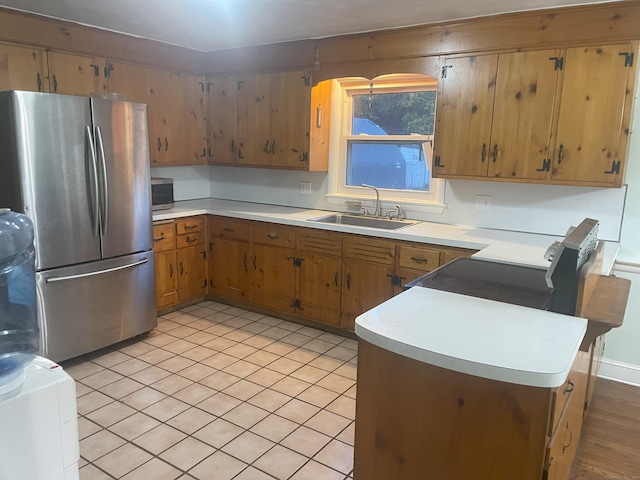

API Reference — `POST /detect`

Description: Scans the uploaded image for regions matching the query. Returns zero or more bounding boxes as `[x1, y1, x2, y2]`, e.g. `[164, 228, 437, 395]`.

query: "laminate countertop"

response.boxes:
[152, 198, 618, 273]
[354, 286, 588, 387]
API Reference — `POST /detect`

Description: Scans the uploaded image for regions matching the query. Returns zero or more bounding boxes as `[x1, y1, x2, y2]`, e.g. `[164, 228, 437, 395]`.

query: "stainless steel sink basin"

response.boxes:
[308, 213, 419, 230]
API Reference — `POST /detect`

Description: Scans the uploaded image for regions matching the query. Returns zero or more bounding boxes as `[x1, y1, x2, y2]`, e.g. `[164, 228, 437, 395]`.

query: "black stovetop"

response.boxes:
[405, 258, 554, 310]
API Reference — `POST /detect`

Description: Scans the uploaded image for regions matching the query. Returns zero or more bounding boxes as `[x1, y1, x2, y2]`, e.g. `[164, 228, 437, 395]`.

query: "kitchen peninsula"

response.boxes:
[353, 287, 588, 480]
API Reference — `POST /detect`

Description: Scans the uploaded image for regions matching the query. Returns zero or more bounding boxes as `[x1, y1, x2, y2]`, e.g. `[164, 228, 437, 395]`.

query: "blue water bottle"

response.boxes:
[0, 208, 39, 392]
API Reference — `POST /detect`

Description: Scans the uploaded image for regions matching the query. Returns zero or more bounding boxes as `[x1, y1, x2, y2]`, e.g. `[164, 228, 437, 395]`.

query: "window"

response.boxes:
[326, 74, 445, 213]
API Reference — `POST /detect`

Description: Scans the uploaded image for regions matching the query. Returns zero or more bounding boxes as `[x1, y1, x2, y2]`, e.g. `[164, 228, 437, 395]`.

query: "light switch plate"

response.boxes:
[300, 182, 311, 195]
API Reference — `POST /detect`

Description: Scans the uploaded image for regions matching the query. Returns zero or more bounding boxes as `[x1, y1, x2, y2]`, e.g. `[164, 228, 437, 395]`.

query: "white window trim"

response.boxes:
[325, 76, 446, 215]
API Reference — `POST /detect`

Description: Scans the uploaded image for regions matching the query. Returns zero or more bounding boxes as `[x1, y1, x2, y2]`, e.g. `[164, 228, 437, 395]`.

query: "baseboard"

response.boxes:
[598, 358, 640, 387]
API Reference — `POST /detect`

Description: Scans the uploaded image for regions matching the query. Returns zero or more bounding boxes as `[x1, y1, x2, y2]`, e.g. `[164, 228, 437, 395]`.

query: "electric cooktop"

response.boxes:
[405, 258, 554, 310]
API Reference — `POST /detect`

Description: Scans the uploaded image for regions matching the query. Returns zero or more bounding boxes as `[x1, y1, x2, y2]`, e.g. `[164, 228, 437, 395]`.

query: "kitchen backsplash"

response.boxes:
[151, 163, 628, 242]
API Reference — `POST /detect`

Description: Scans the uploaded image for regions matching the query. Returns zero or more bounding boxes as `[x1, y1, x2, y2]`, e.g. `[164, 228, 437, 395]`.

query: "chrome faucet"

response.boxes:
[387, 204, 405, 221]
[361, 183, 381, 217]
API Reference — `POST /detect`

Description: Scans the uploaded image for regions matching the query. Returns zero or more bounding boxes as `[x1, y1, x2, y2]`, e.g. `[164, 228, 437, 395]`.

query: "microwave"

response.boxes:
[151, 177, 174, 210]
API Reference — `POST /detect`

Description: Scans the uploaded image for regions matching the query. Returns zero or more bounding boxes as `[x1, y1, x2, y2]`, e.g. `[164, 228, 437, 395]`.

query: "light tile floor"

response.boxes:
[63, 301, 358, 480]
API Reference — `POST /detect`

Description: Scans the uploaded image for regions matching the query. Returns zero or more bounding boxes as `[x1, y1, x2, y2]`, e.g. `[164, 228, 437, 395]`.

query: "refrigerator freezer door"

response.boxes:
[36, 251, 157, 362]
[91, 97, 153, 258]
[4, 91, 101, 270]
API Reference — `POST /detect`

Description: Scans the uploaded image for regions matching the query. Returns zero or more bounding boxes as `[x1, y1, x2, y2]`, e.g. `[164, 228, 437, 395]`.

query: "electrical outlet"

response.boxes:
[474, 195, 492, 211]
[300, 182, 311, 195]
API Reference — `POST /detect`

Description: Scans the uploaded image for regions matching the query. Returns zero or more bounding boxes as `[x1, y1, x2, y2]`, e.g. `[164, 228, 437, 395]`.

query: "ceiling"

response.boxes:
[0, 0, 614, 52]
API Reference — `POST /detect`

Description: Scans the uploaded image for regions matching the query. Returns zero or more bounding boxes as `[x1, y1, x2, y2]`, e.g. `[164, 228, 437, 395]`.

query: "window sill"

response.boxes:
[325, 193, 446, 215]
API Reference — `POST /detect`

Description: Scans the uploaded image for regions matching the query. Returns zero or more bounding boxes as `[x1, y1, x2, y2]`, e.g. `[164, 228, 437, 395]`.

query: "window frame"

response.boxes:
[326, 74, 446, 214]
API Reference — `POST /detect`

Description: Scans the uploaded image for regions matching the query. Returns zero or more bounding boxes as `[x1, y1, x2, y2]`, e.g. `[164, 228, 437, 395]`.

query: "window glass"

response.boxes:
[352, 91, 436, 135]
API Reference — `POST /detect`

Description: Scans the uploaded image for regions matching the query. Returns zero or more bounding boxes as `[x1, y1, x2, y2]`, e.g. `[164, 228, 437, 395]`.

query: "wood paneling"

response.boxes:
[203, 2, 640, 75]
[0, 8, 203, 73]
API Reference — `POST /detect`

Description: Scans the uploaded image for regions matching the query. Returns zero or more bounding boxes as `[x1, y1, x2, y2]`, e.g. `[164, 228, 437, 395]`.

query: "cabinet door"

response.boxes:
[489, 50, 560, 180]
[148, 68, 173, 165]
[208, 237, 250, 301]
[47, 51, 106, 96]
[551, 44, 634, 185]
[434, 55, 497, 177]
[298, 253, 342, 326]
[236, 73, 272, 165]
[270, 70, 310, 168]
[341, 260, 395, 330]
[164, 71, 207, 165]
[252, 244, 296, 313]
[0, 43, 48, 92]
[177, 245, 207, 302]
[207, 75, 238, 164]
[155, 250, 178, 308]
[106, 61, 150, 104]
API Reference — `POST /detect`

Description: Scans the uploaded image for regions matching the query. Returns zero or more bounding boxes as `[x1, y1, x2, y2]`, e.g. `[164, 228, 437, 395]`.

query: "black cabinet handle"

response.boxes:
[157, 137, 162, 152]
[179, 262, 184, 275]
[36, 73, 42, 92]
[563, 380, 574, 394]
[492, 144, 498, 163]
[271, 140, 276, 155]
[243, 254, 248, 272]
[164, 138, 169, 152]
[481, 143, 487, 163]
[410, 257, 428, 264]
[53, 75, 58, 93]
[208, 148, 213, 158]
[153, 235, 165, 242]
[346, 273, 351, 289]
[264, 140, 270, 154]
[230, 139, 236, 153]
[169, 264, 173, 277]
[201, 148, 207, 157]
[557, 143, 564, 164]
[334, 272, 339, 287]
[267, 232, 279, 239]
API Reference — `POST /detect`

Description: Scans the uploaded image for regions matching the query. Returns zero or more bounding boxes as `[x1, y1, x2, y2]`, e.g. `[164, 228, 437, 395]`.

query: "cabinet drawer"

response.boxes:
[251, 223, 296, 248]
[176, 216, 204, 235]
[153, 221, 175, 252]
[344, 236, 395, 265]
[298, 229, 342, 256]
[209, 216, 250, 241]
[398, 245, 441, 272]
[440, 248, 476, 265]
[176, 231, 205, 248]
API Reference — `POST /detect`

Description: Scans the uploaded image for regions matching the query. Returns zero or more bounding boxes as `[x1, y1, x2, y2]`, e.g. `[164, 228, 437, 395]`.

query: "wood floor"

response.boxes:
[569, 378, 640, 479]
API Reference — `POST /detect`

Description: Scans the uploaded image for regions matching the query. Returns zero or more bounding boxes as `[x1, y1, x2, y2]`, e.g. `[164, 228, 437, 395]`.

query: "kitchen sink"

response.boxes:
[308, 213, 419, 230]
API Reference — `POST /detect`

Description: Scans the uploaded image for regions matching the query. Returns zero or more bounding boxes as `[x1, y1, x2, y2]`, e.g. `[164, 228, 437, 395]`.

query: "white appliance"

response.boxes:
[0, 357, 79, 480]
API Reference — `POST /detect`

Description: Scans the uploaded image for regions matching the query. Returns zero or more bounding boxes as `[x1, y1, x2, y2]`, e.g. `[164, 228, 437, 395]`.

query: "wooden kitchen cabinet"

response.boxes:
[297, 229, 343, 326]
[341, 237, 396, 329]
[46, 51, 107, 96]
[250, 223, 297, 313]
[208, 216, 251, 301]
[175, 216, 207, 302]
[434, 50, 559, 180]
[434, 43, 637, 187]
[0, 42, 48, 92]
[206, 75, 238, 164]
[207, 70, 328, 170]
[550, 43, 636, 186]
[153, 220, 178, 308]
[434, 54, 498, 177]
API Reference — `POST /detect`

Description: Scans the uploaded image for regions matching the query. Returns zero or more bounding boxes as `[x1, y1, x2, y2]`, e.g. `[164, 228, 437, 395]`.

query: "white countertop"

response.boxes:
[153, 198, 618, 273]
[355, 287, 588, 388]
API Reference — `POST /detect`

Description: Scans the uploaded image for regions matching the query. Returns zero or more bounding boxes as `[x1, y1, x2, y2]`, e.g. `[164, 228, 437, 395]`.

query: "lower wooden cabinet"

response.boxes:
[153, 216, 207, 309]
[203, 216, 477, 330]
[153, 221, 178, 308]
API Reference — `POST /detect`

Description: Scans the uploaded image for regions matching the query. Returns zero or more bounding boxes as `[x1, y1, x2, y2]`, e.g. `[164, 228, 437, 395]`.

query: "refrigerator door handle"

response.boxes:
[85, 126, 100, 237]
[45, 258, 148, 283]
[95, 126, 109, 235]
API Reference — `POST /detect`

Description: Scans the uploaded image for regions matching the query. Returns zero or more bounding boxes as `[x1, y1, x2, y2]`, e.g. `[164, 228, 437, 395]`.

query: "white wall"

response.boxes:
[150, 165, 210, 201]
[207, 166, 626, 240]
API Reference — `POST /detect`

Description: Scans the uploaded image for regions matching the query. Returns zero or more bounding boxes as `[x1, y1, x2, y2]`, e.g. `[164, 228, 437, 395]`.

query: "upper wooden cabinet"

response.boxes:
[46, 52, 107, 96]
[434, 43, 637, 187]
[0, 43, 48, 92]
[206, 70, 330, 171]
[550, 44, 636, 186]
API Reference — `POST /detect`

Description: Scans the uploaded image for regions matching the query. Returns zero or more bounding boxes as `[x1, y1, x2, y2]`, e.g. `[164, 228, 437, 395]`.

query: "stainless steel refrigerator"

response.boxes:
[0, 90, 156, 362]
